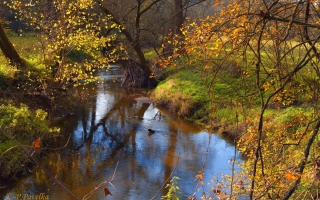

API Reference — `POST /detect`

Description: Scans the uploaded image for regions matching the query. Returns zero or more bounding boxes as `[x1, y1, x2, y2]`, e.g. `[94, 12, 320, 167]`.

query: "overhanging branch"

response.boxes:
[260, 13, 320, 29]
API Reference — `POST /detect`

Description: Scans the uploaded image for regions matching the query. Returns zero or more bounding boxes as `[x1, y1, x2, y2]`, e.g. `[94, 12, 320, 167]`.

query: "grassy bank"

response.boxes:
[150, 64, 250, 136]
[150, 54, 317, 139]
[150, 68, 210, 124]
[150, 56, 320, 198]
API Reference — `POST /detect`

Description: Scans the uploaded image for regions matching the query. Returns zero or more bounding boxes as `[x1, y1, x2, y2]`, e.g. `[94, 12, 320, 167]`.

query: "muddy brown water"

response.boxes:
[0, 66, 240, 199]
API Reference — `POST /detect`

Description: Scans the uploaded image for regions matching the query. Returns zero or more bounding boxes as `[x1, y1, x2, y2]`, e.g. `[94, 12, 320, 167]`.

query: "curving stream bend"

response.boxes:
[0, 66, 240, 200]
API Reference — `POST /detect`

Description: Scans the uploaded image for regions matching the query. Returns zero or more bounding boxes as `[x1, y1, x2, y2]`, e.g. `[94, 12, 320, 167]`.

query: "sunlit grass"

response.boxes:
[143, 48, 161, 60]
[151, 68, 210, 123]
[0, 31, 49, 87]
[152, 35, 319, 132]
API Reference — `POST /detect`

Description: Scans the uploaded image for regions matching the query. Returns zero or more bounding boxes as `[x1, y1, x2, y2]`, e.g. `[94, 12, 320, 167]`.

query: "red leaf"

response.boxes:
[33, 138, 41, 149]
[104, 187, 112, 196]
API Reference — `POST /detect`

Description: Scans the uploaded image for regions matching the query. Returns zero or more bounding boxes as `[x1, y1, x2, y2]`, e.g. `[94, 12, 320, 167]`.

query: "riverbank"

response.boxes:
[150, 57, 320, 197]
[149, 64, 317, 142]
[0, 33, 81, 180]
[150, 66, 247, 139]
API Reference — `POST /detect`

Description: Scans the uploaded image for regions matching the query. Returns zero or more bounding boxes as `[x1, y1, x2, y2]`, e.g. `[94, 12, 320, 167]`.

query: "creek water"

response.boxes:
[0, 66, 240, 200]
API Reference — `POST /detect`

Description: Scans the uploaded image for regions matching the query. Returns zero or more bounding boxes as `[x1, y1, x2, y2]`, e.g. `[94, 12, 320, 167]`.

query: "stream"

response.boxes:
[0, 66, 240, 199]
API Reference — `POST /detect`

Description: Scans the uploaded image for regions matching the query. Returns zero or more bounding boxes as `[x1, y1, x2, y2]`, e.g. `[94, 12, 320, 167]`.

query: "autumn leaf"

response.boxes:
[33, 138, 41, 149]
[195, 171, 203, 181]
[284, 172, 300, 181]
[195, 174, 203, 180]
[104, 187, 112, 196]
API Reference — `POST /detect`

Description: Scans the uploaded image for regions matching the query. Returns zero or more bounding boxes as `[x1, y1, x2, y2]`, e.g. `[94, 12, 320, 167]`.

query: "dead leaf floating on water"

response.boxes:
[104, 187, 112, 196]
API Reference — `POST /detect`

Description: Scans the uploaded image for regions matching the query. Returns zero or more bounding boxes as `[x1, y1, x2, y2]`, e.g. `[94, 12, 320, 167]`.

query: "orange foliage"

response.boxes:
[33, 138, 41, 149]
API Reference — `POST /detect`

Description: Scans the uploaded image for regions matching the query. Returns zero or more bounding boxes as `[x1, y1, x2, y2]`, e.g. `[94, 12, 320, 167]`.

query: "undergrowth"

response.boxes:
[0, 102, 60, 180]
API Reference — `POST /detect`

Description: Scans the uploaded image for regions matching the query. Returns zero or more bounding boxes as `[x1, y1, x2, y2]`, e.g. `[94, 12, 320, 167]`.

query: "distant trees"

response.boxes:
[96, 0, 214, 87]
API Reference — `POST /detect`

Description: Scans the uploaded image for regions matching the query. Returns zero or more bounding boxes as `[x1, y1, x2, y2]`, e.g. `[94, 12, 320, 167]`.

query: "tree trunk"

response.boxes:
[133, 41, 158, 87]
[0, 23, 25, 67]
[174, 0, 184, 36]
[98, 2, 158, 88]
[162, 0, 184, 58]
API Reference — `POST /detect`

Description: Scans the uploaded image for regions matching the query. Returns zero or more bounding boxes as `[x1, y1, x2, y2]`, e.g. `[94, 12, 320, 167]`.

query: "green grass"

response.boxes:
[150, 37, 320, 132]
[10, 32, 42, 59]
[143, 48, 161, 60]
[151, 68, 210, 123]
[0, 31, 45, 88]
[0, 64, 17, 88]
[151, 64, 254, 127]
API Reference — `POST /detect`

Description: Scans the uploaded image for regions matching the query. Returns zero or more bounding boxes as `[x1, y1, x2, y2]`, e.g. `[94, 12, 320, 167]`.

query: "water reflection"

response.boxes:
[0, 66, 240, 200]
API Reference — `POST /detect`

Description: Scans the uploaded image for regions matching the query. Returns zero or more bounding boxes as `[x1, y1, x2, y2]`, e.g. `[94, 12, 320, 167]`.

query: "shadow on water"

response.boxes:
[0, 66, 241, 200]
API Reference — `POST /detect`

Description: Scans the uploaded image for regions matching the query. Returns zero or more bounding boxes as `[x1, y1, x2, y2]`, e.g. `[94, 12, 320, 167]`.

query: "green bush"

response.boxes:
[0, 103, 59, 179]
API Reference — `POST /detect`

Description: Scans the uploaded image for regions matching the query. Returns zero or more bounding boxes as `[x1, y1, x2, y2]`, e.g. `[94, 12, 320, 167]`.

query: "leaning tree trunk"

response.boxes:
[133, 42, 158, 88]
[0, 23, 25, 67]
[98, 1, 158, 88]
[120, 42, 158, 88]
[122, 59, 157, 88]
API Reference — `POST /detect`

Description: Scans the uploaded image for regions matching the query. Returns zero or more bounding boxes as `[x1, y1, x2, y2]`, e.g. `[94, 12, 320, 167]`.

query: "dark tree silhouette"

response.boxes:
[0, 23, 24, 67]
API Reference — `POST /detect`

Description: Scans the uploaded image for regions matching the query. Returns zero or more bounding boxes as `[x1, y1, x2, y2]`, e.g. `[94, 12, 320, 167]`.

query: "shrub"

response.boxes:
[0, 103, 59, 179]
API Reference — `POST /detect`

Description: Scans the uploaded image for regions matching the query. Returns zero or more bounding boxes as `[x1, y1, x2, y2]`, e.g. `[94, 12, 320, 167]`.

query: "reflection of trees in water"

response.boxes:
[162, 129, 178, 197]
[40, 87, 153, 193]
[2, 72, 228, 199]
[75, 87, 151, 159]
[39, 86, 208, 199]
